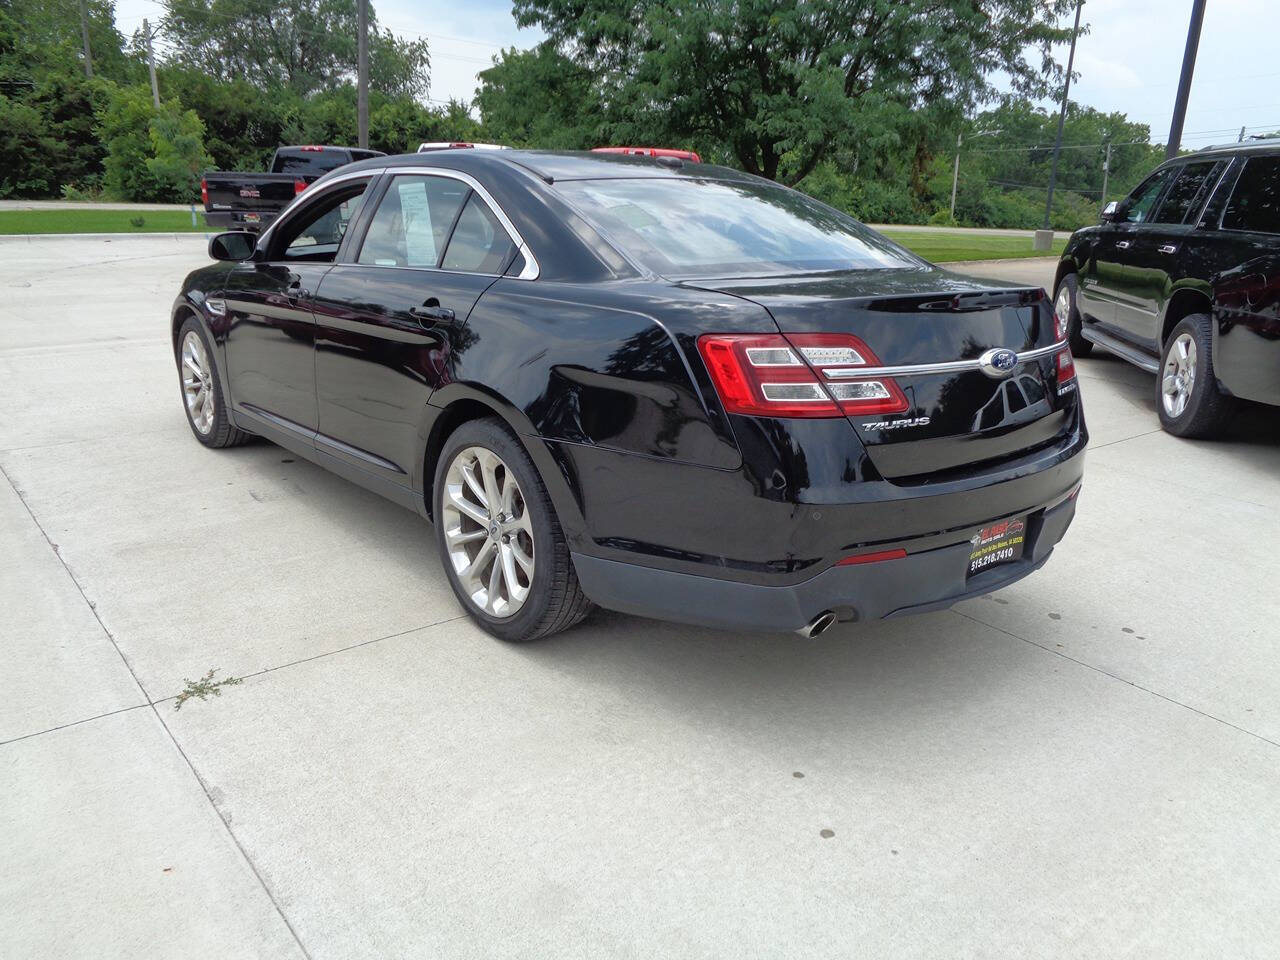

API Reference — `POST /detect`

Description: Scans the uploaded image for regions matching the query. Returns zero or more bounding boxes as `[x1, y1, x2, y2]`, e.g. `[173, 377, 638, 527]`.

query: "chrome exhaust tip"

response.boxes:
[796, 610, 838, 639]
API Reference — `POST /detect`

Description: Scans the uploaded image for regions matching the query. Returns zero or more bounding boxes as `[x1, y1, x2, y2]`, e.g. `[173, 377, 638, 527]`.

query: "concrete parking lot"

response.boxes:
[3, 235, 1279, 959]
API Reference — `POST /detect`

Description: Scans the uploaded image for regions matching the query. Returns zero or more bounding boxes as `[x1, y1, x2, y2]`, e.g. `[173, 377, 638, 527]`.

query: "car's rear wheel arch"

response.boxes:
[421, 391, 587, 544]
[1052, 258, 1078, 300]
[1162, 287, 1212, 347]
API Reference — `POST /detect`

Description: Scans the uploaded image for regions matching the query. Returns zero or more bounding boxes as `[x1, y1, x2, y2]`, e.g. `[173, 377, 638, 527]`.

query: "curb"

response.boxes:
[0, 232, 213, 244]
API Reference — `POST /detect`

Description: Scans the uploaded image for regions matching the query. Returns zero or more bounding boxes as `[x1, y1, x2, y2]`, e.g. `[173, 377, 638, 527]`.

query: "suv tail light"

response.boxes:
[697, 333, 908, 418]
[200, 177, 209, 207]
[1052, 309, 1076, 382]
[293, 179, 308, 195]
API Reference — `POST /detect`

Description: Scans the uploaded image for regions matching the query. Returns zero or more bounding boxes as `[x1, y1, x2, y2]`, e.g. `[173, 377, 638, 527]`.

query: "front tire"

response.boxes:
[176, 316, 251, 448]
[1156, 314, 1236, 439]
[433, 418, 592, 641]
[1054, 273, 1093, 357]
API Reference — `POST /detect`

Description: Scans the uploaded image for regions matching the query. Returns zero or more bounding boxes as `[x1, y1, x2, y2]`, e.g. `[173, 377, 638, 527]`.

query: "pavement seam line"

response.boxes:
[1088, 428, 1163, 449]
[152, 706, 316, 960]
[0, 462, 314, 959]
[0, 461, 155, 706]
[149, 614, 470, 705]
[0, 703, 151, 747]
[952, 607, 1280, 751]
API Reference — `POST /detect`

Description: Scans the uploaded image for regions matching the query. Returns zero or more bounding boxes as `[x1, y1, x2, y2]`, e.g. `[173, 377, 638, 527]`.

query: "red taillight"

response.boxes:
[696, 333, 909, 418]
[1052, 310, 1076, 383]
[294, 179, 308, 195]
[200, 178, 209, 206]
[837, 548, 907, 566]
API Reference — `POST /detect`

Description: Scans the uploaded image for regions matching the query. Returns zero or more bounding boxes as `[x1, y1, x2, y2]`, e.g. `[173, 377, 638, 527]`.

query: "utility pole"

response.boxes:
[1237, 126, 1246, 143]
[1100, 141, 1111, 213]
[1166, 0, 1207, 159]
[143, 19, 160, 108]
[1044, 0, 1083, 231]
[78, 0, 93, 78]
[357, 0, 369, 149]
[950, 132, 962, 221]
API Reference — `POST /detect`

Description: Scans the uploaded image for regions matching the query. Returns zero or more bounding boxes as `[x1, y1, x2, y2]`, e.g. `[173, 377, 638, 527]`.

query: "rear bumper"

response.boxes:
[572, 489, 1078, 633]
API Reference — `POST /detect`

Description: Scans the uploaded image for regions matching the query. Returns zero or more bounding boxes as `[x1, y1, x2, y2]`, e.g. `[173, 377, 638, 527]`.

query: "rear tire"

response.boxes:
[1054, 273, 1093, 357]
[176, 316, 252, 448]
[433, 417, 593, 642]
[1156, 314, 1236, 439]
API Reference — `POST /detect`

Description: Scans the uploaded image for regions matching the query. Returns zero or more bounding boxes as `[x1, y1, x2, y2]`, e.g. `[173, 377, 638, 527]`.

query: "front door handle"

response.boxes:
[1114, 240, 1131, 249]
[286, 276, 310, 300]
[1158, 244, 1179, 254]
[409, 300, 456, 325]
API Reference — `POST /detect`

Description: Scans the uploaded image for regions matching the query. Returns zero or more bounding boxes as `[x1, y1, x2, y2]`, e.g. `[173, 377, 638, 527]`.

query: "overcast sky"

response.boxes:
[113, 0, 1277, 148]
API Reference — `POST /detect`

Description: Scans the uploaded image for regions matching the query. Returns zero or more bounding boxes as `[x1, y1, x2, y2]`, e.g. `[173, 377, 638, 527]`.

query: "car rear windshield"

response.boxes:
[555, 177, 917, 278]
[272, 149, 354, 176]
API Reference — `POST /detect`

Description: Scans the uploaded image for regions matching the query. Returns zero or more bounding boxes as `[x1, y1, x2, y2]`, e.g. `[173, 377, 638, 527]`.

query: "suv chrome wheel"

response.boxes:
[1054, 284, 1072, 324]
[1161, 332, 1197, 419]
[441, 446, 534, 618]
[181, 331, 215, 434]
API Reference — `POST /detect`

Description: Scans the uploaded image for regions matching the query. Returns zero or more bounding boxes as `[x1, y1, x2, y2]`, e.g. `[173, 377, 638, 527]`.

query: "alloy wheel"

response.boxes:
[181, 331, 215, 434]
[441, 446, 535, 618]
[1161, 332, 1197, 419]
[1054, 284, 1072, 327]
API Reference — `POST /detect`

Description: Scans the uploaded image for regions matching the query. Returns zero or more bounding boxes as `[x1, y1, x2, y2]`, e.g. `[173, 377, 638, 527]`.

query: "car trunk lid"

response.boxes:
[688, 267, 1076, 479]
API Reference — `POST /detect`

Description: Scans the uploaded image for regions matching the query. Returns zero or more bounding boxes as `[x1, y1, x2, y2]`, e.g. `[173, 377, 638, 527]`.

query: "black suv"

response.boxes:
[1054, 140, 1280, 437]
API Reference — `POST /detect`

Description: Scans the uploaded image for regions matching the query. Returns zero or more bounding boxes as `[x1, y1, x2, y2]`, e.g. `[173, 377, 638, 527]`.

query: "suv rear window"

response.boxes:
[555, 177, 917, 278]
[1223, 156, 1280, 235]
[272, 149, 353, 176]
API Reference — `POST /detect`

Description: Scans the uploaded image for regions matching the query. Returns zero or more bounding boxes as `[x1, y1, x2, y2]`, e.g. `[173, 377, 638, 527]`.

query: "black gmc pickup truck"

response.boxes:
[201, 145, 384, 231]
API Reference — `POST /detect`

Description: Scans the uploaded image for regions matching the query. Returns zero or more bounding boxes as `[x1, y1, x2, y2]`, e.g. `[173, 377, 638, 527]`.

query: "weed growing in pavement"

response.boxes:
[174, 669, 243, 710]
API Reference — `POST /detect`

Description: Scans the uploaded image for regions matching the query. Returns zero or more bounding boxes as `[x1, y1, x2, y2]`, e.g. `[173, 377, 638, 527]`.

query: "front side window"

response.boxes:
[1121, 168, 1173, 224]
[555, 177, 917, 279]
[271, 183, 368, 262]
[358, 175, 470, 268]
[1152, 161, 1221, 224]
[1222, 156, 1280, 235]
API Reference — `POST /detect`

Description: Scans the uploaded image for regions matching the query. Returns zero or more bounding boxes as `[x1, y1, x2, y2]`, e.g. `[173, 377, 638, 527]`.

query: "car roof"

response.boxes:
[1189, 137, 1280, 159]
[336, 149, 749, 184]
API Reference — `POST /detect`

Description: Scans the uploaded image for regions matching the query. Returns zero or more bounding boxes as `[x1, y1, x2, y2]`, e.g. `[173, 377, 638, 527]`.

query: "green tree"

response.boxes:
[161, 0, 430, 98]
[475, 44, 605, 149]
[514, 0, 1080, 184]
[99, 85, 211, 201]
[146, 102, 213, 200]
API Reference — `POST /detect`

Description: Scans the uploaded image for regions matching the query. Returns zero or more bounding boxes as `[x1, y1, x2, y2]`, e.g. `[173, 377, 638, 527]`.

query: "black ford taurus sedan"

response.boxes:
[172, 150, 1086, 641]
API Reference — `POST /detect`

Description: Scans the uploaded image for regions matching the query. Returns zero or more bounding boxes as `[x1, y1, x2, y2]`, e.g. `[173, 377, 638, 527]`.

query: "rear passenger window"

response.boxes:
[1223, 156, 1280, 235]
[358, 175, 470, 267]
[1152, 161, 1221, 224]
[441, 195, 515, 273]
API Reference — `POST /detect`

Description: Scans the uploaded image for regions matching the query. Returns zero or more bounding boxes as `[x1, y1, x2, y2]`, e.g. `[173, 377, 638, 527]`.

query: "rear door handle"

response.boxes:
[409, 303, 455, 324]
[1158, 244, 1179, 254]
[1114, 240, 1131, 249]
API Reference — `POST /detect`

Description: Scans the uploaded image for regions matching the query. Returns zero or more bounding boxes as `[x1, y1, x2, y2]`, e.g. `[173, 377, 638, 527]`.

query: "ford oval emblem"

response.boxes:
[978, 347, 1019, 379]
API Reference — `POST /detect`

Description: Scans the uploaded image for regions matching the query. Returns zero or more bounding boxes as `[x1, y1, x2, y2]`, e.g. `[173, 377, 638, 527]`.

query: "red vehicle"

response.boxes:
[591, 146, 702, 163]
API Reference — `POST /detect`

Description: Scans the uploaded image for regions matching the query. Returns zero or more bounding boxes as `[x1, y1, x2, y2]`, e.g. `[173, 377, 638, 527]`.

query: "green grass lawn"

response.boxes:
[0, 208, 208, 235]
[882, 230, 1066, 263]
[0, 208, 1065, 263]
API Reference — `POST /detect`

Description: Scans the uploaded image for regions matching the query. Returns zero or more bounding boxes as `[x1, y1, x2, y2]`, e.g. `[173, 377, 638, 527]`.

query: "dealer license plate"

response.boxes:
[967, 517, 1026, 577]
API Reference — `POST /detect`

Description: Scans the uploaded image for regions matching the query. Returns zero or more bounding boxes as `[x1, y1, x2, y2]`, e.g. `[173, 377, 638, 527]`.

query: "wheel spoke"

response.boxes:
[461, 538, 496, 586]
[447, 487, 489, 526]
[479, 451, 502, 516]
[500, 543, 527, 602]
[183, 355, 202, 377]
[1162, 374, 1179, 396]
[500, 471, 518, 516]
[510, 539, 534, 575]
[446, 526, 487, 546]
[487, 547, 504, 608]
[460, 458, 488, 508]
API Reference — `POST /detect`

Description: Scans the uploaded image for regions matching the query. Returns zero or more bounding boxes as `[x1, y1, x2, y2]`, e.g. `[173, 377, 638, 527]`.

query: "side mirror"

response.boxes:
[1100, 200, 1119, 223]
[209, 231, 258, 262]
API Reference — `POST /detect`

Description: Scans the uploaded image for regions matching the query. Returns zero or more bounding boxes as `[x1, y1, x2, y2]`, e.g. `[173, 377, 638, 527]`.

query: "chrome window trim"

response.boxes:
[822, 340, 1067, 379]
[258, 166, 541, 280]
[256, 168, 385, 251]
